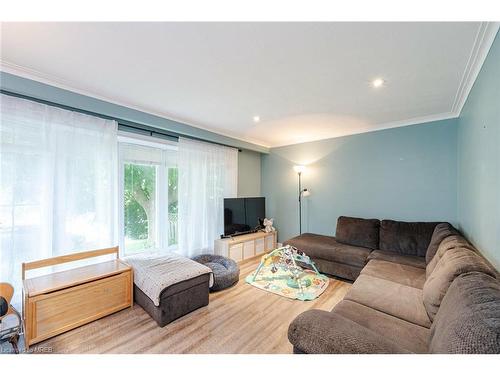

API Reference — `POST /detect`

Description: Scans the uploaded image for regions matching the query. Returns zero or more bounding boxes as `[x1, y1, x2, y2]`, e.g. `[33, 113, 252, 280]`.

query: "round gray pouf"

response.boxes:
[192, 254, 240, 292]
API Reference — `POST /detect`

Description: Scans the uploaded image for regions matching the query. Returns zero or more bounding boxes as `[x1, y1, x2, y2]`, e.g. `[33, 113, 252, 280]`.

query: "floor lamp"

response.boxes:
[294, 165, 311, 234]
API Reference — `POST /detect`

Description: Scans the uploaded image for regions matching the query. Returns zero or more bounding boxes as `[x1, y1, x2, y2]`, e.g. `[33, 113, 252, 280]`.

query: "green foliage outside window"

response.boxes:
[124, 163, 178, 251]
[124, 164, 156, 244]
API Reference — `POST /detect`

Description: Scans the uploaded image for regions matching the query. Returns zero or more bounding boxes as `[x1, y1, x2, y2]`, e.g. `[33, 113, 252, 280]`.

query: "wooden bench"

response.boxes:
[22, 247, 133, 349]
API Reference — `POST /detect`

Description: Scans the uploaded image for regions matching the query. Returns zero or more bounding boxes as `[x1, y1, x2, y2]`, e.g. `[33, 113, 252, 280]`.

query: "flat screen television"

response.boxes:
[223, 197, 265, 237]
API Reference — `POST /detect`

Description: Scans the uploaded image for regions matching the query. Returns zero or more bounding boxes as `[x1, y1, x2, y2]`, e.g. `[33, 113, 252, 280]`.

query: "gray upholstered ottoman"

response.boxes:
[134, 274, 210, 327]
[125, 253, 212, 327]
[193, 254, 240, 291]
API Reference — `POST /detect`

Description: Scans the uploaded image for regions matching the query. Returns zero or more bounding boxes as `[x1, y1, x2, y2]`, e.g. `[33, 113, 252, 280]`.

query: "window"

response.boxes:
[124, 163, 158, 252]
[119, 135, 177, 255]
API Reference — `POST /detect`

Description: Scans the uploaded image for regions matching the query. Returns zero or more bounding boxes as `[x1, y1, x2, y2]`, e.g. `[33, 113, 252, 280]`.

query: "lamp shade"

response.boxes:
[293, 165, 306, 174]
[302, 189, 311, 197]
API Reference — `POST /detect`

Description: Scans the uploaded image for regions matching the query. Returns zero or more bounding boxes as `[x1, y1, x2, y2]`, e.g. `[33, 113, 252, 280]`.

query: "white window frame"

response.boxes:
[118, 131, 178, 256]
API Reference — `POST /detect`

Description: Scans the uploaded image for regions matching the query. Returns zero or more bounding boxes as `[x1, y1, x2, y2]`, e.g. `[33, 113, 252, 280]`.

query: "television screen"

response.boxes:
[224, 197, 265, 236]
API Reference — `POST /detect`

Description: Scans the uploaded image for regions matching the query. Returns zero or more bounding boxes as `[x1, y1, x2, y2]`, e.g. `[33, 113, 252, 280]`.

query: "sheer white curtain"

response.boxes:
[177, 137, 238, 257]
[0, 94, 118, 305]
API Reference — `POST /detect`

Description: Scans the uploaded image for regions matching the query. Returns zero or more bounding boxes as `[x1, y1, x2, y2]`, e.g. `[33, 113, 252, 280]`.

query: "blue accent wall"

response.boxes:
[457, 31, 500, 269]
[262, 119, 458, 242]
[238, 149, 262, 197]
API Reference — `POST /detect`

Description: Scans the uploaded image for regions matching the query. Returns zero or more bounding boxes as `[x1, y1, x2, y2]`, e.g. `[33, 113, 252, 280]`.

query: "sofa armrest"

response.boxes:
[288, 309, 410, 354]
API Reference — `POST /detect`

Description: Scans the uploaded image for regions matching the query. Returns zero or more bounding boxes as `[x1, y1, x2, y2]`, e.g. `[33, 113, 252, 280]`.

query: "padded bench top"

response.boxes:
[124, 252, 213, 306]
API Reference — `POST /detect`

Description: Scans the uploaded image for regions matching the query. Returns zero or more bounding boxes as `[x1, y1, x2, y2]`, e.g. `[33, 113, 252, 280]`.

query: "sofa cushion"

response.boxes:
[335, 216, 380, 249]
[430, 272, 500, 353]
[288, 309, 410, 354]
[423, 247, 496, 321]
[425, 223, 459, 264]
[426, 234, 474, 278]
[333, 300, 429, 353]
[379, 220, 439, 257]
[367, 250, 426, 269]
[361, 259, 426, 289]
[310, 258, 362, 281]
[283, 233, 371, 267]
[344, 274, 431, 328]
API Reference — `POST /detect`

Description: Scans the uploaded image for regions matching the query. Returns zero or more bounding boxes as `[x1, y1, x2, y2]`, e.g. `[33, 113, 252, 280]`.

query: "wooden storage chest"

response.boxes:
[22, 247, 133, 348]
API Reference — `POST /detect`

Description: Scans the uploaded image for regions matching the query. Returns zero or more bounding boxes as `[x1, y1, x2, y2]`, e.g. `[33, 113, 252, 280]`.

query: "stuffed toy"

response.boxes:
[263, 218, 275, 233]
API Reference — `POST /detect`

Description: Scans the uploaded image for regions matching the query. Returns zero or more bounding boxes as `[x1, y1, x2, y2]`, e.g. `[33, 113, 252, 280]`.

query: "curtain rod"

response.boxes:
[0, 89, 242, 152]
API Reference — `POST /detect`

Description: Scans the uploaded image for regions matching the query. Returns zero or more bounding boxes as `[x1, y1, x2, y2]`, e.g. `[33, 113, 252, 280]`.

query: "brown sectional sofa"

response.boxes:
[284, 216, 441, 281]
[285, 217, 500, 354]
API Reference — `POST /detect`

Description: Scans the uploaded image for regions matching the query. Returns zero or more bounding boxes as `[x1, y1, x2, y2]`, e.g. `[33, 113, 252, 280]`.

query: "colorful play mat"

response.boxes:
[245, 246, 329, 301]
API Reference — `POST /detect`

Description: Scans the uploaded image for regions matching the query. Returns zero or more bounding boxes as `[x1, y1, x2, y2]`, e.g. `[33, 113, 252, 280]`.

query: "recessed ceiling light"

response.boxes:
[372, 78, 385, 88]
[253, 116, 260, 123]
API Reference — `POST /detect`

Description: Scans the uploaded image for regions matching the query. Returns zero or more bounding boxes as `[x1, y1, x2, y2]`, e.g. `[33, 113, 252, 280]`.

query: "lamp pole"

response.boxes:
[294, 165, 309, 235]
[298, 171, 302, 235]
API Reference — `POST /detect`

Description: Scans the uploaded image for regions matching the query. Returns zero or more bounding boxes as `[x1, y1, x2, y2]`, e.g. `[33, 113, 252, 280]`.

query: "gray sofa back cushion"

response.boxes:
[379, 220, 439, 256]
[335, 216, 380, 249]
[430, 272, 500, 353]
[423, 247, 495, 321]
[425, 223, 459, 264]
[426, 234, 474, 278]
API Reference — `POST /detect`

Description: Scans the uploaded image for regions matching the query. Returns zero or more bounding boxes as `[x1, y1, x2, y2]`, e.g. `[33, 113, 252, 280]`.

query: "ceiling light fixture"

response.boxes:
[372, 78, 385, 88]
[253, 116, 260, 123]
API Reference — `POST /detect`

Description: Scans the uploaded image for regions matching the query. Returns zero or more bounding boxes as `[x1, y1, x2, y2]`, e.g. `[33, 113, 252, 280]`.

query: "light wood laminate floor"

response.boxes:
[32, 257, 351, 354]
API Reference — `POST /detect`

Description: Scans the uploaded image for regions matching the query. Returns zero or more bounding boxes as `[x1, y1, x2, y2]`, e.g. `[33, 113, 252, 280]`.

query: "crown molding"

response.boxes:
[0, 60, 271, 149]
[0, 60, 460, 149]
[2, 22, 497, 149]
[451, 22, 500, 116]
[269, 111, 459, 148]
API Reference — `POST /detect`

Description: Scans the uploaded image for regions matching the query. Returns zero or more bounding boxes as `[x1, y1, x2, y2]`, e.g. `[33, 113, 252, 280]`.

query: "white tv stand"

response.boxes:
[214, 231, 277, 262]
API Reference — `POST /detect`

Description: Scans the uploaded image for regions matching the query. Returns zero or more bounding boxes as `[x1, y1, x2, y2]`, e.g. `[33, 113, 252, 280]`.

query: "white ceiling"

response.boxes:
[1, 22, 498, 148]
